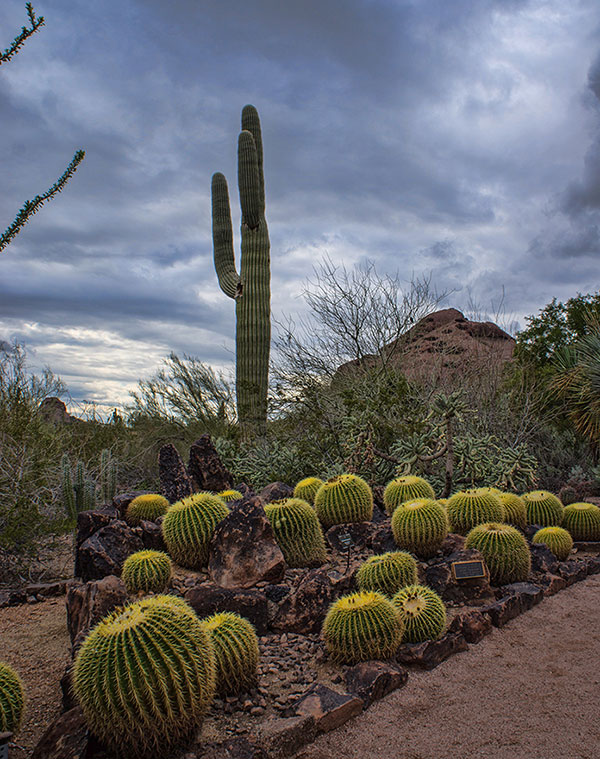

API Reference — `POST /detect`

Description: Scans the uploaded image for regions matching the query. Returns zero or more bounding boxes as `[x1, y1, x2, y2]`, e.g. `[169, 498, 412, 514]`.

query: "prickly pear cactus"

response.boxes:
[383, 476, 435, 515]
[162, 493, 229, 569]
[356, 551, 418, 597]
[391, 498, 448, 558]
[497, 492, 527, 531]
[73, 595, 215, 758]
[391, 584, 446, 643]
[521, 490, 563, 527]
[121, 550, 172, 594]
[202, 612, 259, 695]
[264, 498, 327, 567]
[0, 661, 25, 734]
[446, 488, 505, 535]
[561, 502, 600, 540]
[322, 591, 403, 664]
[314, 474, 373, 528]
[532, 526, 573, 561]
[293, 477, 324, 506]
[217, 489, 243, 503]
[125, 494, 170, 526]
[465, 522, 531, 585]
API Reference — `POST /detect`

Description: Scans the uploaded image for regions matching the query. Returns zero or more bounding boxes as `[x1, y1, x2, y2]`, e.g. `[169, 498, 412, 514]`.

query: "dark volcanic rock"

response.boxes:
[75, 507, 119, 550]
[26, 580, 69, 599]
[30, 707, 90, 759]
[557, 559, 588, 586]
[0, 589, 27, 608]
[195, 738, 267, 758]
[370, 523, 397, 554]
[259, 482, 294, 503]
[136, 520, 166, 551]
[448, 609, 493, 643]
[440, 533, 466, 555]
[184, 583, 269, 634]
[286, 683, 363, 733]
[499, 582, 544, 611]
[76, 520, 143, 582]
[158, 443, 193, 504]
[258, 715, 317, 759]
[111, 491, 154, 519]
[425, 549, 494, 604]
[345, 661, 408, 707]
[529, 543, 559, 575]
[66, 575, 128, 647]
[188, 434, 233, 492]
[396, 632, 468, 669]
[60, 664, 76, 712]
[481, 594, 526, 627]
[326, 522, 378, 552]
[538, 573, 567, 596]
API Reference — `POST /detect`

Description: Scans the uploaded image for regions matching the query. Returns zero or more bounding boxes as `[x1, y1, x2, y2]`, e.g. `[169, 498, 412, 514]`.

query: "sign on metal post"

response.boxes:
[338, 531, 353, 573]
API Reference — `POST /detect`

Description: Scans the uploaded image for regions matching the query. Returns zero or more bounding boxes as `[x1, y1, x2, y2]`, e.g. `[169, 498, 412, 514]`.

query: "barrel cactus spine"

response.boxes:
[392, 584, 446, 643]
[314, 474, 373, 528]
[125, 494, 170, 526]
[532, 527, 573, 561]
[162, 493, 229, 569]
[465, 522, 531, 585]
[356, 551, 418, 597]
[0, 661, 25, 735]
[121, 550, 172, 594]
[521, 490, 563, 527]
[391, 498, 448, 558]
[497, 492, 527, 531]
[561, 502, 600, 541]
[383, 476, 436, 516]
[293, 477, 324, 506]
[446, 488, 505, 535]
[202, 612, 259, 695]
[264, 498, 327, 567]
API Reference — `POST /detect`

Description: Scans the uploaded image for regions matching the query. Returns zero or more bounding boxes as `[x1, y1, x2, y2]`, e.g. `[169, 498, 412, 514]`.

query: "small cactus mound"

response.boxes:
[125, 494, 170, 526]
[314, 474, 373, 528]
[202, 612, 259, 695]
[356, 551, 418, 597]
[217, 489, 243, 503]
[436, 498, 448, 510]
[383, 476, 435, 515]
[73, 595, 215, 758]
[561, 502, 600, 541]
[532, 527, 573, 561]
[390, 498, 448, 558]
[0, 661, 25, 735]
[293, 477, 324, 505]
[391, 585, 446, 643]
[497, 492, 527, 531]
[162, 493, 229, 569]
[521, 490, 564, 527]
[264, 498, 327, 567]
[446, 488, 505, 535]
[121, 550, 172, 594]
[322, 591, 402, 664]
[465, 522, 531, 585]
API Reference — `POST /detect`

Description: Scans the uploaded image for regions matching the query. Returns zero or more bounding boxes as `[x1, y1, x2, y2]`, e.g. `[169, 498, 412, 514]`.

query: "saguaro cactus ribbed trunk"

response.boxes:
[212, 105, 271, 440]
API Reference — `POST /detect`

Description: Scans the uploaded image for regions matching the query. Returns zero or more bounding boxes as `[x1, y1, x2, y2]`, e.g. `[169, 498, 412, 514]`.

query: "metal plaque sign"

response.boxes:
[451, 559, 487, 580]
[338, 532, 353, 548]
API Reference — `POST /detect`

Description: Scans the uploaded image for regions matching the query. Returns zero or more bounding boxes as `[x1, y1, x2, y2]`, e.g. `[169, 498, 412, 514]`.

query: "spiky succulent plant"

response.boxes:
[391, 498, 448, 558]
[0, 661, 25, 735]
[73, 595, 215, 758]
[314, 474, 373, 528]
[383, 476, 436, 516]
[521, 490, 564, 527]
[561, 502, 600, 541]
[391, 584, 446, 643]
[125, 494, 170, 526]
[356, 551, 418, 597]
[162, 493, 229, 568]
[121, 550, 172, 594]
[264, 498, 327, 567]
[497, 492, 527, 531]
[465, 522, 531, 585]
[446, 488, 505, 535]
[217, 489, 243, 503]
[202, 612, 259, 695]
[293, 477, 324, 506]
[532, 527, 573, 561]
[322, 591, 403, 664]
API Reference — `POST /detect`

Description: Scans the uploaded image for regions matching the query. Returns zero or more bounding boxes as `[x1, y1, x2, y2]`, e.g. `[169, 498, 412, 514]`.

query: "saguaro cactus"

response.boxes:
[212, 105, 271, 440]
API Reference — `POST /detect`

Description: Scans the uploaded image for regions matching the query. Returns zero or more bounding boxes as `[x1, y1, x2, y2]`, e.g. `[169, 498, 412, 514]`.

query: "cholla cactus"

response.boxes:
[61, 454, 95, 521]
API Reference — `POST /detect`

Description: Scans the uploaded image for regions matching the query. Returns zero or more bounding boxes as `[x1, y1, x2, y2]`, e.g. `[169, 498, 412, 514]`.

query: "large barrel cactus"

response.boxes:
[561, 502, 600, 540]
[73, 595, 215, 758]
[497, 492, 527, 531]
[162, 493, 229, 568]
[0, 661, 25, 735]
[202, 612, 259, 695]
[465, 522, 531, 585]
[356, 551, 418, 597]
[322, 591, 403, 664]
[314, 474, 373, 528]
[392, 584, 446, 643]
[391, 498, 448, 558]
[121, 550, 172, 594]
[383, 475, 435, 515]
[125, 494, 170, 526]
[293, 477, 324, 506]
[521, 490, 563, 527]
[212, 105, 271, 440]
[532, 526, 573, 560]
[264, 498, 327, 567]
[447, 488, 505, 535]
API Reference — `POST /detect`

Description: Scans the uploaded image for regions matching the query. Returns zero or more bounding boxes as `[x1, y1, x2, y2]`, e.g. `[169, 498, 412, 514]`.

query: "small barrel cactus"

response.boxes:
[293, 477, 324, 505]
[322, 591, 403, 664]
[162, 493, 229, 568]
[314, 474, 373, 528]
[356, 551, 418, 597]
[383, 475, 435, 515]
[447, 488, 505, 535]
[561, 502, 600, 541]
[0, 661, 25, 735]
[521, 490, 563, 527]
[532, 526, 573, 561]
[73, 595, 215, 758]
[465, 522, 531, 585]
[121, 550, 172, 594]
[391, 584, 446, 643]
[125, 493, 170, 526]
[202, 612, 259, 695]
[217, 489, 243, 503]
[391, 498, 448, 558]
[264, 498, 327, 567]
[497, 492, 527, 531]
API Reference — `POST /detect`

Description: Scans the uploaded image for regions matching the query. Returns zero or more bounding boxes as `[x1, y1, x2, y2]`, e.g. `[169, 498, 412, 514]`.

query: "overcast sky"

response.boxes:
[1, 0, 599, 414]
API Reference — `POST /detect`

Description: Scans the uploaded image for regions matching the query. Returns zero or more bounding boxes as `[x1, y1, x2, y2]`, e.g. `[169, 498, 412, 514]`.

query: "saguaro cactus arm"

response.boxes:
[211, 173, 240, 299]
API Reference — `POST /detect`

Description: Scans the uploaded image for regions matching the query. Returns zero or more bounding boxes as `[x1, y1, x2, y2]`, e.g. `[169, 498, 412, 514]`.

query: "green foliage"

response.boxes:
[314, 474, 373, 528]
[121, 550, 172, 594]
[465, 522, 531, 585]
[532, 527, 573, 561]
[125, 494, 170, 526]
[390, 498, 448, 558]
[202, 612, 259, 696]
[322, 591, 403, 664]
[293, 477, 324, 505]
[73, 595, 215, 758]
[521, 490, 564, 527]
[383, 475, 435, 515]
[0, 661, 25, 735]
[217, 437, 310, 490]
[264, 498, 327, 567]
[497, 492, 527, 531]
[561, 502, 600, 541]
[162, 493, 229, 568]
[446, 488, 505, 535]
[391, 584, 446, 643]
[356, 551, 418, 597]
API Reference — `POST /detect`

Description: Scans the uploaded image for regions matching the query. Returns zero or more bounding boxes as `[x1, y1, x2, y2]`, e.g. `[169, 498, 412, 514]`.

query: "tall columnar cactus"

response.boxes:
[383, 476, 436, 515]
[465, 522, 531, 585]
[293, 477, 324, 506]
[125, 494, 171, 526]
[446, 488, 505, 535]
[391, 498, 448, 558]
[391, 585, 447, 643]
[212, 105, 271, 440]
[521, 490, 564, 527]
[264, 498, 327, 567]
[497, 492, 527, 531]
[561, 502, 600, 541]
[0, 661, 25, 735]
[99, 448, 118, 504]
[61, 454, 95, 521]
[73, 595, 215, 758]
[121, 550, 172, 594]
[356, 551, 418, 597]
[202, 612, 260, 695]
[162, 493, 229, 569]
[314, 474, 373, 528]
[532, 527, 573, 561]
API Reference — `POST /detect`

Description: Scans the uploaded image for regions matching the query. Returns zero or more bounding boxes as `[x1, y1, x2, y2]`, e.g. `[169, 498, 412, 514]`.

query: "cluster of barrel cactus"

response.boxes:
[561, 502, 600, 540]
[496, 491, 527, 530]
[521, 490, 564, 527]
[162, 493, 230, 568]
[446, 488, 505, 535]
[293, 477, 324, 505]
[264, 498, 327, 567]
[391, 498, 448, 558]
[314, 474, 373, 528]
[356, 551, 418, 597]
[465, 522, 531, 585]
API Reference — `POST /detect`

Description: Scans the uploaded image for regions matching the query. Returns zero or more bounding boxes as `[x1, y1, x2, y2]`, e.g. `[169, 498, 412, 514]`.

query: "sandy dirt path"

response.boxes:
[296, 574, 600, 759]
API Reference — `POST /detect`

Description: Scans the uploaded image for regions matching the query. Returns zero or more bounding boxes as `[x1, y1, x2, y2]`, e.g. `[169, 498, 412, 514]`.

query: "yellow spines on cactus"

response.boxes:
[446, 488, 505, 535]
[73, 595, 215, 758]
[383, 476, 435, 515]
[356, 551, 418, 597]
[162, 493, 229, 569]
[314, 474, 373, 528]
[217, 489, 243, 503]
[125, 494, 170, 526]
[121, 550, 172, 594]
[561, 502, 600, 540]
[202, 612, 259, 695]
[391, 498, 448, 558]
[532, 527, 573, 560]
[293, 477, 324, 505]
[264, 498, 327, 567]
[465, 522, 531, 585]
[497, 492, 527, 531]
[322, 591, 403, 664]
[0, 661, 25, 735]
[521, 490, 563, 527]
[392, 584, 446, 643]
